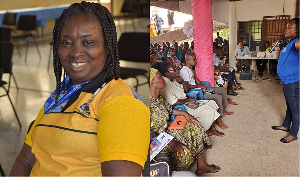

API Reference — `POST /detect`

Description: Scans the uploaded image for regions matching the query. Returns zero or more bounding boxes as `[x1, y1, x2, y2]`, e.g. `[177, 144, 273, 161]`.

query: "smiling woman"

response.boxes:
[9, 1, 150, 176]
[58, 14, 107, 85]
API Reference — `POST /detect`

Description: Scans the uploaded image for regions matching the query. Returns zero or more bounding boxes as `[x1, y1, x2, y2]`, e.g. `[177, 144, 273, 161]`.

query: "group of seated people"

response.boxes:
[149, 40, 245, 175]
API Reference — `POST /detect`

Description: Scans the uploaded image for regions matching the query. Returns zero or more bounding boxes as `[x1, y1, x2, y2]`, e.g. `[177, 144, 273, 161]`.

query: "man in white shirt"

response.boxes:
[180, 52, 233, 131]
[235, 41, 252, 72]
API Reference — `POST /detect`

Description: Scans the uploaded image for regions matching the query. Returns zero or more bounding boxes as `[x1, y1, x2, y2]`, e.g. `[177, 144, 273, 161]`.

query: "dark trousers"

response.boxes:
[236, 59, 251, 72]
[222, 69, 239, 91]
[282, 80, 299, 137]
[157, 29, 163, 35]
[256, 59, 268, 73]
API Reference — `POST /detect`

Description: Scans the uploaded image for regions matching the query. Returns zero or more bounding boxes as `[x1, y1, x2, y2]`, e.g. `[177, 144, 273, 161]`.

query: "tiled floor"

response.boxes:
[0, 18, 149, 175]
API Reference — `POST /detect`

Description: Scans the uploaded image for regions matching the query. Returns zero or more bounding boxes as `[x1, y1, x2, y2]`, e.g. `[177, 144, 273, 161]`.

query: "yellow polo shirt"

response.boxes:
[25, 79, 150, 176]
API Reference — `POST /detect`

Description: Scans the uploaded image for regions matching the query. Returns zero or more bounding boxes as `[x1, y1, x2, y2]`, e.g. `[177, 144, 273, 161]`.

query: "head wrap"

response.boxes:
[150, 68, 158, 83]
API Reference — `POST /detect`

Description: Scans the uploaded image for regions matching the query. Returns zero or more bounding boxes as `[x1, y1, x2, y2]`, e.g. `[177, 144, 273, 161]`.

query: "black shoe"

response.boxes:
[271, 126, 290, 132]
[280, 137, 298, 143]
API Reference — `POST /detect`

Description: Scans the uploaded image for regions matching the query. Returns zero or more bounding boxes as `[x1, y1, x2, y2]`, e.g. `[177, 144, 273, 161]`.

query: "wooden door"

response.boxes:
[262, 15, 290, 44]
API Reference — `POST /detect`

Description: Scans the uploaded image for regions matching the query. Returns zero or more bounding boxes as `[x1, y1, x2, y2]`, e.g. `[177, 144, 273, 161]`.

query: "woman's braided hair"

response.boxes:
[52, 1, 120, 103]
[290, 18, 299, 39]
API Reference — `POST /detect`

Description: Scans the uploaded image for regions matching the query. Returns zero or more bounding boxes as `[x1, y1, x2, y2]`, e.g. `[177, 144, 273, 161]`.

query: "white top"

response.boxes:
[235, 46, 251, 56]
[180, 66, 196, 85]
[213, 53, 219, 66]
[161, 77, 186, 105]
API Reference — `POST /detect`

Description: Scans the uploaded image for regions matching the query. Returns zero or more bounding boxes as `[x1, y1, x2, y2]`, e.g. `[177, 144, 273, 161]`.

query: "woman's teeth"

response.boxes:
[71, 62, 87, 67]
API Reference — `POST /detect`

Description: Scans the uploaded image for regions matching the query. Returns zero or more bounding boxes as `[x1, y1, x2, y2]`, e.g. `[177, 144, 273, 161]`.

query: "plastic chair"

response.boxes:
[0, 28, 19, 90]
[0, 27, 12, 42]
[189, 81, 211, 100]
[0, 41, 21, 128]
[11, 15, 42, 63]
[0, 26, 22, 58]
[118, 32, 149, 91]
[170, 105, 186, 121]
[2, 12, 16, 26]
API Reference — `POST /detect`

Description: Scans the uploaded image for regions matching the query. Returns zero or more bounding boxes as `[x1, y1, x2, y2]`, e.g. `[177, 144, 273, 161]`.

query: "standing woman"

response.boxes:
[10, 2, 149, 176]
[150, 18, 157, 37]
[272, 18, 300, 143]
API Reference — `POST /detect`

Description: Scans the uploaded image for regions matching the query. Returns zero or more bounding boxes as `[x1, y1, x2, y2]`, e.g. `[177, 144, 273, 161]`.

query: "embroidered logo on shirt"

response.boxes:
[191, 76, 195, 81]
[282, 47, 286, 52]
[76, 97, 95, 116]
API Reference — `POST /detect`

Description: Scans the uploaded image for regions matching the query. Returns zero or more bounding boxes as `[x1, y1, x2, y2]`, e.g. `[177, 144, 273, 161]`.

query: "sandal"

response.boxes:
[196, 164, 221, 175]
[207, 129, 225, 136]
[271, 126, 290, 132]
[207, 164, 221, 173]
[204, 143, 212, 149]
[217, 123, 228, 130]
[227, 91, 238, 96]
[224, 111, 234, 115]
[229, 101, 238, 105]
[236, 86, 245, 90]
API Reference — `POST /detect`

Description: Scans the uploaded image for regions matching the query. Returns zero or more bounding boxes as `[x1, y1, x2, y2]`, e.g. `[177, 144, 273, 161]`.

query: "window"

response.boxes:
[237, 22, 250, 45]
[238, 21, 262, 45]
[251, 21, 262, 41]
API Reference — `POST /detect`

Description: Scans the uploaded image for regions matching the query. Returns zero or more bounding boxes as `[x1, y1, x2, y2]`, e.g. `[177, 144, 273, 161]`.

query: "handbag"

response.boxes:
[150, 162, 170, 177]
[150, 142, 171, 177]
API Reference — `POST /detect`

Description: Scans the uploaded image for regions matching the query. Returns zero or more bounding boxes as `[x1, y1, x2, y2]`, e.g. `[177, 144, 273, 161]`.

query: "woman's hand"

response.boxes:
[168, 139, 190, 159]
[176, 76, 183, 83]
[198, 85, 207, 91]
[186, 97, 196, 103]
[172, 109, 200, 124]
[185, 114, 200, 124]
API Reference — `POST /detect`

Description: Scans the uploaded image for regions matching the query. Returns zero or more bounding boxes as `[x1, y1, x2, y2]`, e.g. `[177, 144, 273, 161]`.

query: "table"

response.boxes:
[236, 56, 278, 74]
[0, 4, 70, 28]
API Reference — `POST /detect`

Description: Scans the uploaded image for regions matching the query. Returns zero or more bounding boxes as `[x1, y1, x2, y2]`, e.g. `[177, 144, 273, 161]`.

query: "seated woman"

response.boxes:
[9, 2, 149, 176]
[214, 70, 228, 91]
[214, 46, 243, 95]
[152, 61, 224, 137]
[150, 68, 221, 175]
[167, 47, 182, 70]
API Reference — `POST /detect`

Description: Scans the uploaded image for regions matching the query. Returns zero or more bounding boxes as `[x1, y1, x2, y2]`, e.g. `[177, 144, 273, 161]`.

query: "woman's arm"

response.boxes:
[10, 143, 36, 176]
[167, 139, 190, 159]
[174, 97, 196, 105]
[295, 40, 300, 50]
[102, 160, 143, 176]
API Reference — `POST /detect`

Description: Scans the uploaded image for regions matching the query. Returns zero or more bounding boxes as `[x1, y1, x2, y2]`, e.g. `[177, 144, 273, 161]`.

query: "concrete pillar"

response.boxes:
[229, 1, 237, 69]
[192, 0, 214, 86]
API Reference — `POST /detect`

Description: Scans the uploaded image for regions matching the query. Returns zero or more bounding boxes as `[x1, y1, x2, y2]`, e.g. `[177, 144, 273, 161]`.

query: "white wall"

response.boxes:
[179, 0, 296, 22]
[212, 0, 229, 22]
[179, 0, 192, 15]
[213, 0, 296, 22]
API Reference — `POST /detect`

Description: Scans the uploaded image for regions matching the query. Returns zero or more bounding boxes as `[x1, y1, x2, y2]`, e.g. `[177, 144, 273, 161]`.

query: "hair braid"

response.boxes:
[52, 1, 120, 104]
[290, 18, 299, 38]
